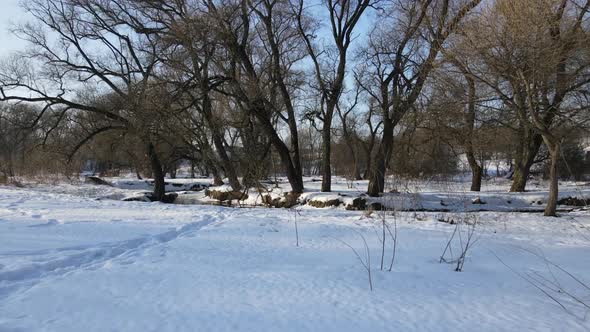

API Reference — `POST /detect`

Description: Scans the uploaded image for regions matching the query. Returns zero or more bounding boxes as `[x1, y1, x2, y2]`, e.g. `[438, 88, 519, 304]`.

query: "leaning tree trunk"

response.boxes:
[510, 130, 543, 192]
[213, 173, 224, 186]
[203, 158, 224, 186]
[252, 102, 304, 193]
[544, 142, 560, 217]
[147, 142, 166, 202]
[203, 96, 241, 191]
[274, 137, 304, 193]
[367, 120, 394, 197]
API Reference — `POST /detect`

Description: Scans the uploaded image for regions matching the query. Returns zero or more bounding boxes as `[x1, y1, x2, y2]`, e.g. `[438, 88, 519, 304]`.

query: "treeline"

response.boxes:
[0, 0, 589, 216]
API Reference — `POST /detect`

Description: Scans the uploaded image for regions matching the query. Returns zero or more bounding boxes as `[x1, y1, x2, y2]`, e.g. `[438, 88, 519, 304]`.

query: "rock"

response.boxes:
[189, 184, 208, 191]
[85, 176, 113, 186]
[262, 195, 280, 207]
[160, 192, 178, 204]
[281, 192, 300, 208]
[123, 192, 178, 203]
[122, 194, 152, 202]
[471, 197, 486, 204]
[262, 192, 300, 208]
[308, 198, 342, 208]
[345, 197, 367, 210]
[557, 196, 589, 207]
[368, 202, 384, 211]
[207, 189, 248, 201]
[437, 217, 456, 224]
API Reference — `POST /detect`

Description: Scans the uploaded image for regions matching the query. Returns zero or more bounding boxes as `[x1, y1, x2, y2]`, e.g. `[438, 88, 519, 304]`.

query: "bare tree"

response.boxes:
[465, 0, 590, 215]
[359, 0, 482, 196]
[145, 1, 243, 190]
[0, 0, 177, 201]
[336, 86, 363, 181]
[204, 0, 305, 193]
[294, 0, 374, 192]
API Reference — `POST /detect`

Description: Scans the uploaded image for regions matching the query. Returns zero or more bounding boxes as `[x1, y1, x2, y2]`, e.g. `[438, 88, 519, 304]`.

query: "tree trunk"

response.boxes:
[210, 164, 223, 186]
[510, 129, 543, 192]
[321, 119, 332, 192]
[353, 162, 362, 181]
[544, 142, 560, 217]
[467, 156, 483, 192]
[471, 166, 483, 192]
[203, 96, 241, 191]
[204, 159, 224, 186]
[169, 163, 177, 179]
[340, 116, 362, 181]
[252, 102, 304, 193]
[362, 139, 375, 180]
[147, 142, 166, 202]
[462, 70, 482, 192]
[367, 120, 394, 196]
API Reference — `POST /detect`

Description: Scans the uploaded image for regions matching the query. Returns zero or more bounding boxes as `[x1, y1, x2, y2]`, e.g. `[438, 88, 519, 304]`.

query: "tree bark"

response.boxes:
[466, 152, 483, 192]
[202, 96, 241, 191]
[544, 142, 560, 217]
[351, 153, 362, 181]
[210, 165, 224, 186]
[320, 117, 332, 192]
[367, 119, 394, 196]
[462, 67, 482, 192]
[147, 142, 166, 202]
[213, 173, 224, 186]
[252, 102, 304, 193]
[361, 127, 378, 180]
[510, 129, 543, 192]
[339, 111, 362, 181]
[169, 163, 177, 179]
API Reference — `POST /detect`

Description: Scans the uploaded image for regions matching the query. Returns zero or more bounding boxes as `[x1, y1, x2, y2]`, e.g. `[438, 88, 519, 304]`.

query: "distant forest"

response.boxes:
[0, 0, 589, 216]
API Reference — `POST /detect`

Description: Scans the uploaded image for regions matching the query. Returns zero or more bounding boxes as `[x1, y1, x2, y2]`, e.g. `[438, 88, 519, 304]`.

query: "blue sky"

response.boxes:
[0, 0, 27, 56]
[0, 0, 374, 64]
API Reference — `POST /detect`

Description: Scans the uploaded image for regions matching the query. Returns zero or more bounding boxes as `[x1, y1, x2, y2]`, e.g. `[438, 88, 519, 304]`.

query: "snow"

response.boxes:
[1, 181, 590, 331]
[195, 176, 590, 212]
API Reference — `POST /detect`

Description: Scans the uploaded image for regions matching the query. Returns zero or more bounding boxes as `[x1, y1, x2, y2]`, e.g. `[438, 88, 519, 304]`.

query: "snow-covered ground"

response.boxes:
[1, 181, 590, 331]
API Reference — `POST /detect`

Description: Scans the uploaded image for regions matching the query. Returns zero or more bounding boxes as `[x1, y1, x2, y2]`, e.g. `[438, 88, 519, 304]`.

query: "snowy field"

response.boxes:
[1, 179, 590, 331]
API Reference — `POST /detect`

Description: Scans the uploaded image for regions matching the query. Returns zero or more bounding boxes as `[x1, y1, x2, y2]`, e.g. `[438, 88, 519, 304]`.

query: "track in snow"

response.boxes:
[0, 213, 222, 298]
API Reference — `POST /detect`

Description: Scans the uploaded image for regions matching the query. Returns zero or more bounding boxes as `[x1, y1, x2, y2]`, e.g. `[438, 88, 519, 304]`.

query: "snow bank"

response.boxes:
[0, 187, 589, 331]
